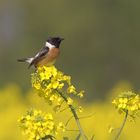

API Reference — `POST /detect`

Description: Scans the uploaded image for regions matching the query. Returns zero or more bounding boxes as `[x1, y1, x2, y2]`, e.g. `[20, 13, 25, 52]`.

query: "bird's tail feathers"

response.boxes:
[17, 57, 33, 64]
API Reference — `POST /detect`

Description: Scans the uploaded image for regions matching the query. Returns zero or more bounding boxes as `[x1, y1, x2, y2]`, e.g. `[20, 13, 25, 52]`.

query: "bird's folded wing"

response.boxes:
[29, 46, 49, 68]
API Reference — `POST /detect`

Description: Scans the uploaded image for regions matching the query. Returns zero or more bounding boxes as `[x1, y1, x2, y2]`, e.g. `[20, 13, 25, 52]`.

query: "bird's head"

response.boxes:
[47, 37, 64, 48]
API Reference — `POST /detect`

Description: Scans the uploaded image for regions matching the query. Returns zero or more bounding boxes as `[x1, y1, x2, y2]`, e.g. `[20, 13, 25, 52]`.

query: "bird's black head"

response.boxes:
[47, 37, 64, 48]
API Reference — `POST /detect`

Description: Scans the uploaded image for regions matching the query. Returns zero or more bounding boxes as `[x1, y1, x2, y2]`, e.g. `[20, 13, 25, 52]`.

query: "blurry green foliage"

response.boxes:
[0, 0, 140, 100]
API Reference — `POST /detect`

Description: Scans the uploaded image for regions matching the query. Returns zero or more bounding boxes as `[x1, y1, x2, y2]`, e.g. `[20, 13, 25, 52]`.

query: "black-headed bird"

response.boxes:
[18, 37, 64, 68]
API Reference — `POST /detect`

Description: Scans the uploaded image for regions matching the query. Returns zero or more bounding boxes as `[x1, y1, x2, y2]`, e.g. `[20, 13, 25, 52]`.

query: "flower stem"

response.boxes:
[57, 90, 87, 140]
[114, 110, 128, 140]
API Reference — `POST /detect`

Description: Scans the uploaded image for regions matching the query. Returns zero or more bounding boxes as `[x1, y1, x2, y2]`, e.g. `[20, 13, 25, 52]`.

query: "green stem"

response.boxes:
[114, 110, 128, 140]
[57, 90, 87, 140]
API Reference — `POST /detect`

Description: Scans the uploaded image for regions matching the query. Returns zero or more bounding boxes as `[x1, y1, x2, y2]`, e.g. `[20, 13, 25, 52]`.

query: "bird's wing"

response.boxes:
[28, 46, 49, 68]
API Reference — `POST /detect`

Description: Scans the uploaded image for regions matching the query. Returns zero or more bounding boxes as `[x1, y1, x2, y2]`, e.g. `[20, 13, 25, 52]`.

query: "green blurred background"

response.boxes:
[0, 1, 140, 140]
[0, 0, 140, 100]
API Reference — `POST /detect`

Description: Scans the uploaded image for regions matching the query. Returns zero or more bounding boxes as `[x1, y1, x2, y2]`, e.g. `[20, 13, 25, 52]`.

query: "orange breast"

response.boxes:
[36, 48, 60, 67]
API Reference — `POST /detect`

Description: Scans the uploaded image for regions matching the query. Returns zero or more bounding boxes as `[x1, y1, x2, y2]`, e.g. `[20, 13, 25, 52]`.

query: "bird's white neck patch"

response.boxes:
[46, 42, 55, 49]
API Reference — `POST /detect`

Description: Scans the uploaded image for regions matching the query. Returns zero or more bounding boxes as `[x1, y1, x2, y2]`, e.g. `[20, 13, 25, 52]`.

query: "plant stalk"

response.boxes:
[114, 110, 128, 140]
[57, 90, 87, 140]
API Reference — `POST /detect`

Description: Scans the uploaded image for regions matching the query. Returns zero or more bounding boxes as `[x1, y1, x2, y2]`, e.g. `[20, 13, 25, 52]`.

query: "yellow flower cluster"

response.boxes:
[18, 109, 65, 140]
[31, 66, 84, 108]
[112, 91, 140, 117]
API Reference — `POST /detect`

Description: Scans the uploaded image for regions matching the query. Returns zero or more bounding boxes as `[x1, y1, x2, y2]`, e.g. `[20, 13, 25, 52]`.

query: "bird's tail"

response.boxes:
[17, 57, 33, 64]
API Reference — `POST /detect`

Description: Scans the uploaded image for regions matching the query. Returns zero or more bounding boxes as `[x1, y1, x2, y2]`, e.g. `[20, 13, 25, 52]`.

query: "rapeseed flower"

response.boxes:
[31, 66, 84, 108]
[112, 91, 140, 118]
[18, 109, 65, 140]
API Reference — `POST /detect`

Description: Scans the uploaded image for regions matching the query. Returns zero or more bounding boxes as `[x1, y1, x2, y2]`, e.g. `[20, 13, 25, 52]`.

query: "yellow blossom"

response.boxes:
[31, 65, 84, 108]
[67, 97, 73, 105]
[67, 85, 76, 94]
[78, 106, 83, 113]
[18, 109, 65, 140]
[57, 122, 65, 132]
[108, 125, 114, 134]
[78, 90, 84, 98]
[112, 91, 140, 118]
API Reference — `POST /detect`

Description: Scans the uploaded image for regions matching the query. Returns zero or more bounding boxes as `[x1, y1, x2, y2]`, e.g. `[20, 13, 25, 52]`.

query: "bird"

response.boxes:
[18, 37, 64, 68]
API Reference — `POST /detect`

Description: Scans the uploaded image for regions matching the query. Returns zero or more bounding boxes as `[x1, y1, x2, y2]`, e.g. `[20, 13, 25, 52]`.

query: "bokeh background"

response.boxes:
[0, 0, 140, 139]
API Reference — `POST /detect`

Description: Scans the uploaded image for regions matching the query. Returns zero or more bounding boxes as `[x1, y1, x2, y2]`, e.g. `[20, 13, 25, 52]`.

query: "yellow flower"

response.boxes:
[119, 98, 128, 104]
[33, 83, 40, 90]
[78, 90, 84, 98]
[112, 91, 140, 118]
[67, 97, 73, 105]
[108, 125, 114, 134]
[18, 109, 65, 140]
[78, 106, 83, 113]
[67, 85, 76, 94]
[52, 81, 59, 89]
[58, 83, 64, 89]
[31, 65, 84, 107]
[57, 122, 66, 132]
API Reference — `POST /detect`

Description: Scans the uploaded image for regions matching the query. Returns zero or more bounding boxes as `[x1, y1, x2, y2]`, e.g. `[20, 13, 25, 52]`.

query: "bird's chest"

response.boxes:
[47, 48, 60, 58]
[36, 48, 60, 67]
